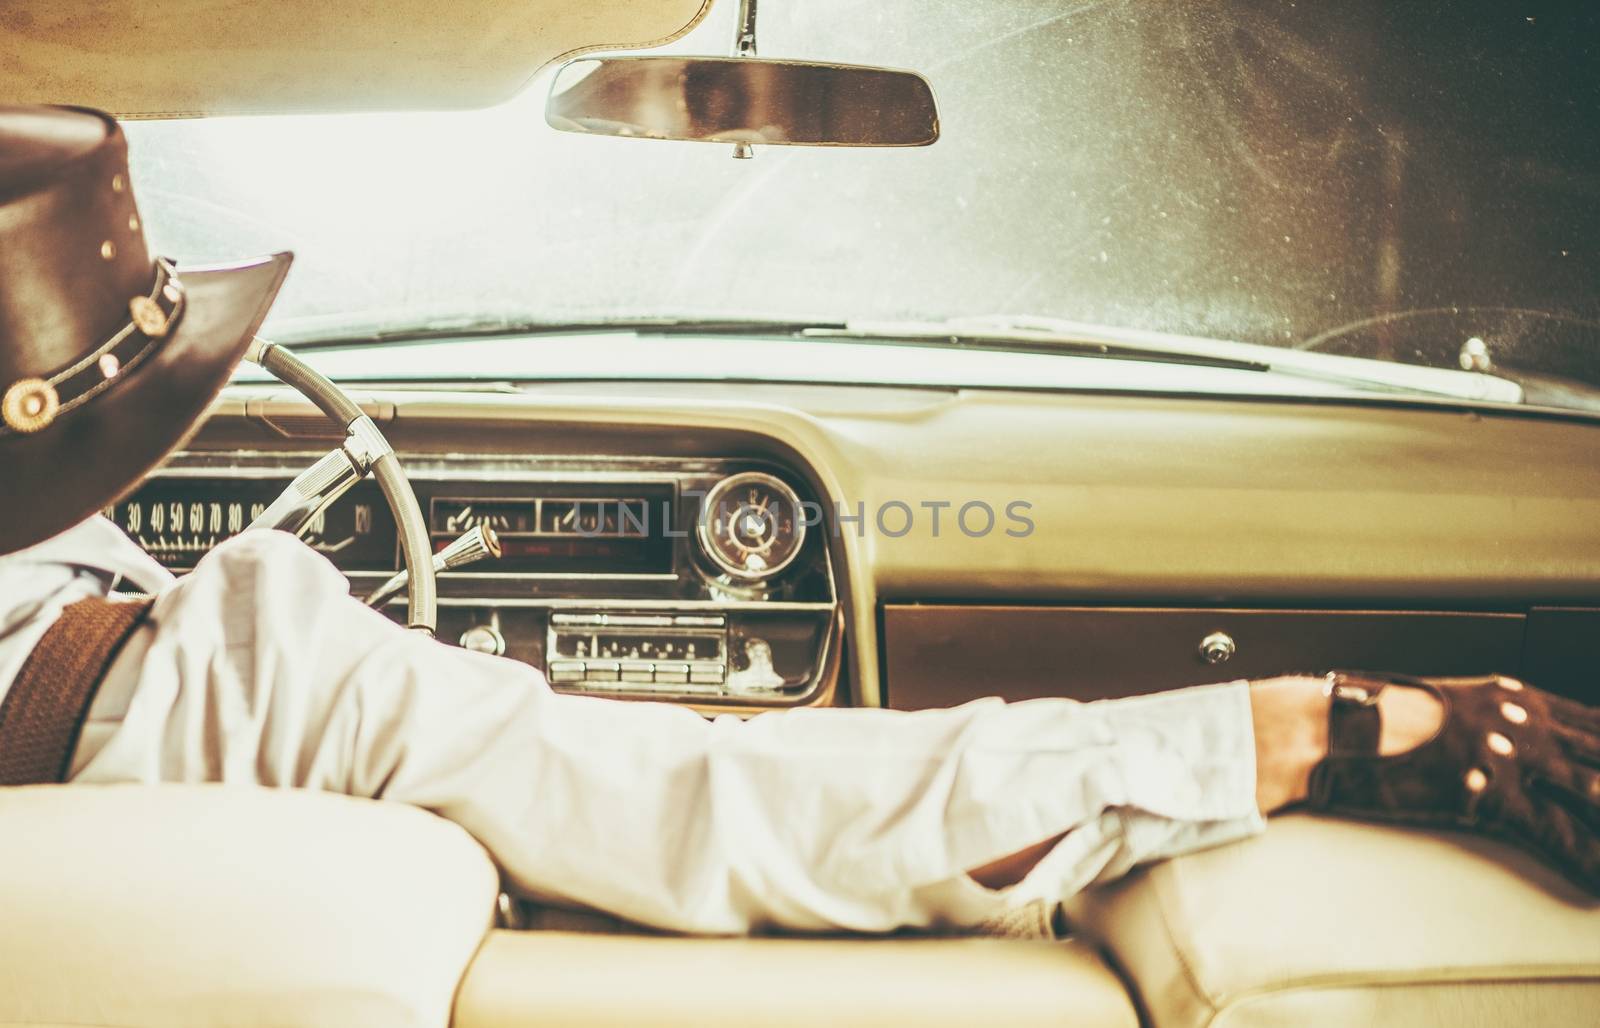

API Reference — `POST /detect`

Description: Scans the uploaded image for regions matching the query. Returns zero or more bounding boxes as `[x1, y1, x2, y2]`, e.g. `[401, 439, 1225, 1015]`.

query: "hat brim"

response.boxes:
[0, 252, 292, 554]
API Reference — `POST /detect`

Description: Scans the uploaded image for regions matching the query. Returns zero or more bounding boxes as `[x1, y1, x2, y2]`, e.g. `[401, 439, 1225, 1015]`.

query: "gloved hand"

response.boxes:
[1306, 671, 1600, 895]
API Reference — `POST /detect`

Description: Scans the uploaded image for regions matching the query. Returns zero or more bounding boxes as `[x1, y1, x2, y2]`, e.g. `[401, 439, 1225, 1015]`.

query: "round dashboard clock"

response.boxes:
[698, 472, 807, 582]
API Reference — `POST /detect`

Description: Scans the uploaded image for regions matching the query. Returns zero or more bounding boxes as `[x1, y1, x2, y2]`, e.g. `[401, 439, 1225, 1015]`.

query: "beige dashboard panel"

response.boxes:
[882, 606, 1531, 709]
[1, 0, 709, 117]
[198, 383, 1600, 706]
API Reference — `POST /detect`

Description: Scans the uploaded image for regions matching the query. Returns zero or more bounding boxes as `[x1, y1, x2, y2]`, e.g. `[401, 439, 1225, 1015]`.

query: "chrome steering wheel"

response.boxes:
[241, 338, 437, 634]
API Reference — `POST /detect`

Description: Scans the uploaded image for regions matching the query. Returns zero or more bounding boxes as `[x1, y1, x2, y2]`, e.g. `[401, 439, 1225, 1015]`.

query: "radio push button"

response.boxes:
[585, 661, 622, 682]
[689, 664, 727, 685]
[548, 661, 585, 684]
[620, 662, 655, 683]
[652, 664, 690, 685]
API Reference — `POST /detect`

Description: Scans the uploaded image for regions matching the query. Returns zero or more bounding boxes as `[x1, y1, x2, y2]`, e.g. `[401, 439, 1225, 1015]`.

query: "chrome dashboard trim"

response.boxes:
[154, 451, 721, 481]
[144, 452, 834, 594]
[369, 596, 836, 612]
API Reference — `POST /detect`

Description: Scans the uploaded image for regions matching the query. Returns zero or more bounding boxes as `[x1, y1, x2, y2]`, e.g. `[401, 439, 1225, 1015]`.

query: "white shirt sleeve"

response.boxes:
[72, 531, 1263, 934]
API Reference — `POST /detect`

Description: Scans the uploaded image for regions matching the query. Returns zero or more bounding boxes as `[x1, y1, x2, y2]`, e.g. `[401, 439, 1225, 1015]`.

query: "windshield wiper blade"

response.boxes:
[814, 318, 1272, 372]
[831, 315, 1525, 402]
[276, 316, 849, 350]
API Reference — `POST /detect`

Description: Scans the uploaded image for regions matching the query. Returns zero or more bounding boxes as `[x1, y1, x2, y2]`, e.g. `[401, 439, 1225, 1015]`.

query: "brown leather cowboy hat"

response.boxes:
[0, 105, 291, 555]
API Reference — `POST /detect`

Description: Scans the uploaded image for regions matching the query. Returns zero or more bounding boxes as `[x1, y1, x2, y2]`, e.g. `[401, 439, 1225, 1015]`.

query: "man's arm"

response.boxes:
[72, 532, 1284, 934]
[969, 675, 1446, 889]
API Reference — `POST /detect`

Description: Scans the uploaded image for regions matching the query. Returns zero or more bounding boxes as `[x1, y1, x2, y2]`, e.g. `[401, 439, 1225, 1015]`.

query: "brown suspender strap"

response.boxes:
[0, 596, 152, 785]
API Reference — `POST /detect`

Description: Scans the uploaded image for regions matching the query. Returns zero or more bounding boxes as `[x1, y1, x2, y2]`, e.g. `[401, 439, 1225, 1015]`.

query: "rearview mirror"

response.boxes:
[545, 56, 939, 149]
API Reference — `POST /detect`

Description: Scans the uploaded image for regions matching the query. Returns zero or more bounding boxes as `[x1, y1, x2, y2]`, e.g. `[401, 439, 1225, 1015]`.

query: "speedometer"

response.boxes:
[697, 472, 806, 582]
[111, 479, 397, 571]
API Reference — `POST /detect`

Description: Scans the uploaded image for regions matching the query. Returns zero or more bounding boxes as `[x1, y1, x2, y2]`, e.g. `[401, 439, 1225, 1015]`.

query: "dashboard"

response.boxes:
[120, 377, 1600, 712]
[119, 451, 839, 709]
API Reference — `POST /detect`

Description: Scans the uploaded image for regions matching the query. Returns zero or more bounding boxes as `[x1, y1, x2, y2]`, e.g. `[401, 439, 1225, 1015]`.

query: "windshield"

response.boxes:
[125, 0, 1600, 399]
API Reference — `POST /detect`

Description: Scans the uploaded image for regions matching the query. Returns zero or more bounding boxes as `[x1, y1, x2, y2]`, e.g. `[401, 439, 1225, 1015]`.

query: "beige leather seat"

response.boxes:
[0, 783, 1137, 1028]
[1065, 814, 1600, 1027]
[0, 785, 498, 1028]
[9, 785, 1597, 1027]
[453, 928, 1138, 1028]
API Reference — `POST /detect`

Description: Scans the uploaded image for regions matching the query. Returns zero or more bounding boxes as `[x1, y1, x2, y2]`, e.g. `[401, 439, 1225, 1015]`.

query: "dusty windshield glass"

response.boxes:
[126, 0, 1598, 387]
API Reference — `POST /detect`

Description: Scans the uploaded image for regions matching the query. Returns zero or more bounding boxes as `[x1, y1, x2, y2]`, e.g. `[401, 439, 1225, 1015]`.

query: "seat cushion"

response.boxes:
[1064, 814, 1600, 1028]
[0, 784, 498, 1028]
[453, 929, 1138, 1028]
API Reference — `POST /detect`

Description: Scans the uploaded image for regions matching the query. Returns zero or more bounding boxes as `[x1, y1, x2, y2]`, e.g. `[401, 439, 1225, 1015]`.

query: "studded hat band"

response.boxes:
[1, 259, 186, 436]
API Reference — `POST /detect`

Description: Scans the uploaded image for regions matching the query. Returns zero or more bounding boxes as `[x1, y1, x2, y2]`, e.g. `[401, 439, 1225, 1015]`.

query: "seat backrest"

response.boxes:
[0, 784, 498, 1028]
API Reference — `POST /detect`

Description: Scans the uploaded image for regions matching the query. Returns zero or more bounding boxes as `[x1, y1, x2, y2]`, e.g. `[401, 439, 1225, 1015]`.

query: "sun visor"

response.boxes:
[0, 0, 711, 118]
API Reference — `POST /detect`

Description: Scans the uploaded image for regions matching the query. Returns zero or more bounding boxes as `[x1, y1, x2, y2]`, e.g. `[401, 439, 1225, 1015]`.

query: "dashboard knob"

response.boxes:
[1199, 631, 1236, 665]
[459, 624, 506, 656]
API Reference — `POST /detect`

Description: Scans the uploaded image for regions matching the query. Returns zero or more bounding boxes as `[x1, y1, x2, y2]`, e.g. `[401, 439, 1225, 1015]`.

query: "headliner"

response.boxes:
[0, 0, 710, 117]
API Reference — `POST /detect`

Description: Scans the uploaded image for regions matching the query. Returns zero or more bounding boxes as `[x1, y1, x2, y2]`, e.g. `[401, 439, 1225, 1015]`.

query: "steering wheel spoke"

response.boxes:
[243, 338, 437, 634]
[248, 446, 366, 536]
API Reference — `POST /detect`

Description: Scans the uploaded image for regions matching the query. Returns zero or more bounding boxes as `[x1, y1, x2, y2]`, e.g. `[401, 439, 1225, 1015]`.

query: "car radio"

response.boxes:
[441, 604, 834, 703]
[545, 611, 732, 693]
